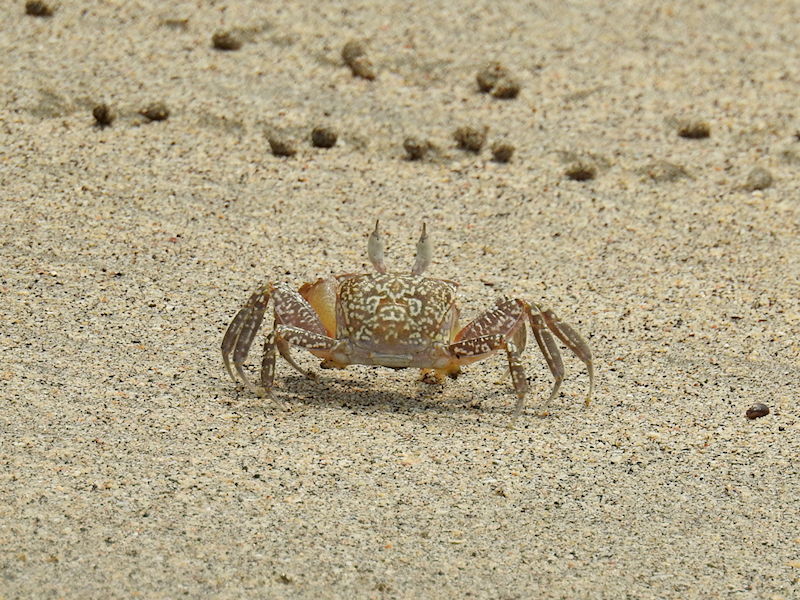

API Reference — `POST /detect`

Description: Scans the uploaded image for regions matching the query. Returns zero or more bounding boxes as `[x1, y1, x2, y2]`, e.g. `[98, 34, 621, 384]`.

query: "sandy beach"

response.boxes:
[2, 1, 800, 598]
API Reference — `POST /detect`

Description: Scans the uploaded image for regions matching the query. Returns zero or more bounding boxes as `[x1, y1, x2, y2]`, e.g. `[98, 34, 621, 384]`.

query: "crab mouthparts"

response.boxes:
[367, 352, 414, 369]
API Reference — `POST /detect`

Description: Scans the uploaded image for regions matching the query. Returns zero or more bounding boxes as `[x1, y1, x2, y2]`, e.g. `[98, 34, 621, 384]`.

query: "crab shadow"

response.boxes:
[230, 366, 557, 421]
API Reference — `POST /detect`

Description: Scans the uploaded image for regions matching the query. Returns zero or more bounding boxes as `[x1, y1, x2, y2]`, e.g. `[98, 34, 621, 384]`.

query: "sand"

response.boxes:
[2, 1, 800, 598]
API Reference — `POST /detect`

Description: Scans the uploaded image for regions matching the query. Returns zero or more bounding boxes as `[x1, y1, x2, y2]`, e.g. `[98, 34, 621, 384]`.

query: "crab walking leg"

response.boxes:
[272, 283, 330, 336]
[259, 329, 288, 410]
[447, 332, 531, 417]
[237, 322, 330, 411]
[271, 284, 333, 379]
[505, 338, 531, 421]
[538, 307, 595, 405]
[221, 288, 261, 381]
[451, 297, 531, 406]
[454, 297, 528, 342]
[276, 336, 318, 381]
[221, 284, 272, 384]
[276, 325, 338, 351]
[233, 284, 286, 410]
[220, 286, 306, 410]
[495, 315, 529, 382]
[222, 306, 250, 381]
[511, 314, 528, 353]
[528, 310, 566, 408]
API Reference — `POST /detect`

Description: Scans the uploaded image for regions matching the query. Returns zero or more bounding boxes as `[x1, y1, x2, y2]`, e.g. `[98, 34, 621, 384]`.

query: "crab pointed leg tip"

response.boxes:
[223, 358, 236, 382]
[264, 388, 289, 411]
[585, 365, 595, 405]
[507, 411, 519, 428]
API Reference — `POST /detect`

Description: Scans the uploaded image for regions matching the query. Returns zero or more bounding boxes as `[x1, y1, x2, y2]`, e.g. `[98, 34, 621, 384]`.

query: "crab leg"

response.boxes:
[528, 311, 566, 408]
[219, 285, 287, 409]
[451, 297, 593, 420]
[221, 284, 271, 385]
[271, 284, 335, 380]
[222, 283, 332, 410]
[449, 297, 534, 418]
[276, 336, 318, 380]
[505, 338, 530, 419]
[454, 297, 527, 342]
[252, 323, 319, 408]
[259, 329, 288, 409]
[447, 331, 530, 420]
[277, 325, 339, 351]
[536, 307, 594, 405]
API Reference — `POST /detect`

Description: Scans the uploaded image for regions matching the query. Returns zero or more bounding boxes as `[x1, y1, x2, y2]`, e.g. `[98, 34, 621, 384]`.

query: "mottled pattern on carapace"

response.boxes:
[337, 273, 457, 352]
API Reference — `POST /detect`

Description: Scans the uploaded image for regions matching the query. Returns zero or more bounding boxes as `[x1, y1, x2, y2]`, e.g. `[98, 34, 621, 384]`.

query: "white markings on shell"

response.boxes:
[338, 273, 456, 352]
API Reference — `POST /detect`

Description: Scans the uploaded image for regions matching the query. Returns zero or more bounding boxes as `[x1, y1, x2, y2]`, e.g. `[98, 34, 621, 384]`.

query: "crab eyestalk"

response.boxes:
[411, 222, 432, 275]
[368, 220, 387, 273]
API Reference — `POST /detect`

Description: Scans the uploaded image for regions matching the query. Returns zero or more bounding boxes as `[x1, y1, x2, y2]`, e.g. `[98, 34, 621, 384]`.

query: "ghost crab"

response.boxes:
[222, 221, 594, 421]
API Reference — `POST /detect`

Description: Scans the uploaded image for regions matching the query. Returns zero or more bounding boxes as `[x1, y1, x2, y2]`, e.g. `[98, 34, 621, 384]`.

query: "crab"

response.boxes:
[222, 222, 594, 421]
